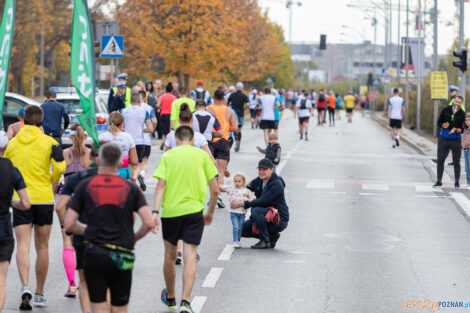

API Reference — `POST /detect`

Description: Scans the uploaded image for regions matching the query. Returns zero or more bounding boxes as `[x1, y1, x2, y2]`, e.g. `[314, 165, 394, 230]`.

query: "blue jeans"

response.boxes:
[230, 212, 245, 241]
[465, 150, 470, 184]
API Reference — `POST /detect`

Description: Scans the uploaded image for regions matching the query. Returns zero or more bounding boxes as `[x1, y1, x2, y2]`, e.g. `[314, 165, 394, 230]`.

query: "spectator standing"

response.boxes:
[41, 90, 69, 146]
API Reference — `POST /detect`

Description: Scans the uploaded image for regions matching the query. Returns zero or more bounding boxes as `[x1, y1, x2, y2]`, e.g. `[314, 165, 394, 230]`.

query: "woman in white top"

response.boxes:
[98, 111, 138, 179]
[259, 87, 279, 144]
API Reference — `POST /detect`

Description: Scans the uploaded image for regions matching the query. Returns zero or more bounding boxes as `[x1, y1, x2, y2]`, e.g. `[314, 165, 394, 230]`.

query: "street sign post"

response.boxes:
[100, 35, 124, 58]
[372, 78, 381, 86]
[151, 56, 165, 72]
[95, 22, 119, 40]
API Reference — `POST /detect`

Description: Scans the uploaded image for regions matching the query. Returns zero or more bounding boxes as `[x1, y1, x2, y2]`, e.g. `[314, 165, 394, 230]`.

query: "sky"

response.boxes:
[258, 0, 469, 56]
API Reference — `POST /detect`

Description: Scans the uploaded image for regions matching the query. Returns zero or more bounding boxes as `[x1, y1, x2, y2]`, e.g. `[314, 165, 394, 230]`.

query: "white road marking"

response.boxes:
[218, 244, 234, 261]
[362, 183, 390, 191]
[414, 185, 443, 193]
[359, 192, 381, 196]
[202, 267, 224, 288]
[307, 180, 335, 189]
[330, 191, 346, 195]
[415, 195, 447, 198]
[191, 296, 207, 313]
[450, 192, 470, 217]
[277, 160, 288, 174]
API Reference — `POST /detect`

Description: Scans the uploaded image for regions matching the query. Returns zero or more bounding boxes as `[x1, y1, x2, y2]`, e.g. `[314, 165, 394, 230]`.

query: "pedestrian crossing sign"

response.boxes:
[100, 35, 124, 58]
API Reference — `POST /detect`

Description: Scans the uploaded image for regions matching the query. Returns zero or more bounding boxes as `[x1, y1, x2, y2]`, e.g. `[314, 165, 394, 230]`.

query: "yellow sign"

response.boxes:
[430, 71, 448, 100]
[360, 85, 368, 96]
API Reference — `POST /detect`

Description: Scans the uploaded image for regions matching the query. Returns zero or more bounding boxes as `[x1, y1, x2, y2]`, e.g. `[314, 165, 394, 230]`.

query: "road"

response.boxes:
[4, 110, 470, 313]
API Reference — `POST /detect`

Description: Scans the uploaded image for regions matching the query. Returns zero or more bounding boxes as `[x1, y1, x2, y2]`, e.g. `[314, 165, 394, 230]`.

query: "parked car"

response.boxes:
[2, 92, 41, 131]
[49, 87, 108, 147]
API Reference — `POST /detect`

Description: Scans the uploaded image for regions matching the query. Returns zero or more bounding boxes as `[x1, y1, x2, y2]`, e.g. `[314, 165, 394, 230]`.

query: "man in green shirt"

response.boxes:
[170, 86, 196, 130]
[153, 125, 218, 313]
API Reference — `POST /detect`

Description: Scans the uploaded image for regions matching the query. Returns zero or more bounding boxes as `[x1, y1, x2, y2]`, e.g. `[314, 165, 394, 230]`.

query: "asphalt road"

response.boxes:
[4, 109, 470, 313]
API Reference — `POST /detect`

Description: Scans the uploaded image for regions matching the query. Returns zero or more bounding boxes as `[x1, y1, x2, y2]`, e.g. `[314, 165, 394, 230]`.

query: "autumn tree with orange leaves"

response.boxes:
[115, 0, 292, 88]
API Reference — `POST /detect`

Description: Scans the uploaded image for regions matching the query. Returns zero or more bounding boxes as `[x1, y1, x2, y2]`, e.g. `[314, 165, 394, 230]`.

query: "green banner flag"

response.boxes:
[0, 0, 15, 130]
[70, 0, 99, 147]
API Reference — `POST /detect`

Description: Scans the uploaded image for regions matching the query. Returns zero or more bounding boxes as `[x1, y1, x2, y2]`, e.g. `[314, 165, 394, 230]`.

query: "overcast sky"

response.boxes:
[258, 0, 468, 56]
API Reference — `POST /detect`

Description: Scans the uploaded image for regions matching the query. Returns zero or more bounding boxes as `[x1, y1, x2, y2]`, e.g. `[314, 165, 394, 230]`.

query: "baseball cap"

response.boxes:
[18, 107, 25, 116]
[0, 131, 9, 149]
[116, 81, 126, 88]
[117, 73, 128, 80]
[257, 158, 274, 169]
[449, 85, 459, 92]
[228, 86, 236, 92]
[196, 80, 204, 86]
[236, 82, 244, 90]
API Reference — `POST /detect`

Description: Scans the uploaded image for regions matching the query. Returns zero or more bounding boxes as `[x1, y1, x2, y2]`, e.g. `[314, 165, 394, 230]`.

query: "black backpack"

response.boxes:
[300, 99, 307, 110]
[319, 94, 325, 102]
[195, 90, 206, 100]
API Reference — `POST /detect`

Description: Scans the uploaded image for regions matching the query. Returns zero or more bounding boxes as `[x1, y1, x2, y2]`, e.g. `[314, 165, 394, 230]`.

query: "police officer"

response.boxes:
[109, 82, 127, 113]
[107, 73, 132, 109]
[448, 85, 464, 111]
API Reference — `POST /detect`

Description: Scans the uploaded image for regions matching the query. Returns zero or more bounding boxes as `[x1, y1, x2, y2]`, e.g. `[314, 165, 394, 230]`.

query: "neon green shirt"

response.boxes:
[153, 145, 218, 218]
[170, 97, 196, 129]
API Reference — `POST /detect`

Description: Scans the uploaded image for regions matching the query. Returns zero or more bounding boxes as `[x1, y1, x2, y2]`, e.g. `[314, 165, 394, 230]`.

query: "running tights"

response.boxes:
[328, 108, 335, 125]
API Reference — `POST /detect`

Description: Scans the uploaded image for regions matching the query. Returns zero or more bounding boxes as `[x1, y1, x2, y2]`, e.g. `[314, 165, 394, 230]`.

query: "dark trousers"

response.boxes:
[437, 136, 462, 184]
[242, 207, 288, 242]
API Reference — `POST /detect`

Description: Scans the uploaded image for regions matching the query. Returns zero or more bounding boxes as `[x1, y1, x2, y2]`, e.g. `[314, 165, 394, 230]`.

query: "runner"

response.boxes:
[295, 91, 313, 140]
[0, 131, 31, 311]
[170, 86, 195, 130]
[63, 124, 93, 182]
[344, 91, 356, 123]
[310, 89, 317, 108]
[153, 125, 219, 313]
[327, 91, 337, 127]
[190, 80, 212, 104]
[207, 89, 238, 209]
[157, 83, 177, 150]
[335, 93, 342, 121]
[272, 88, 284, 137]
[4, 105, 66, 309]
[6, 107, 25, 140]
[360, 94, 367, 116]
[65, 142, 154, 313]
[387, 88, 405, 148]
[192, 100, 223, 147]
[259, 87, 279, 145]
[138, 90, 158, 186]
[248, 89, 259, 129]
[228, 82, 249, 152]
[122, 93, 154, 191]
[316, 89, 327, 126]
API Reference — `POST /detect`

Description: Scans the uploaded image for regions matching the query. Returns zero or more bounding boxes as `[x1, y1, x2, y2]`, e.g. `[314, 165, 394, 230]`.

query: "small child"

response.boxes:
[220, 173, 255, 248]
[256, 133, 281, 166]
[462, 113, 470, 185]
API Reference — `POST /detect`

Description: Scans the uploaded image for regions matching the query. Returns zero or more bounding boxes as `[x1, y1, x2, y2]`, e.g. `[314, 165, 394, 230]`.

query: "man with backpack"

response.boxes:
[295, 91, 313, 140]
[316, 89, 327, 125]
[190, 80, 212, 105]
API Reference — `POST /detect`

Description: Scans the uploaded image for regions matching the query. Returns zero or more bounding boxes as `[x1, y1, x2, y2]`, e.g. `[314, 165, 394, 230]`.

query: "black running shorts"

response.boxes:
[260, 120, 275, 130]
[143, 145, 151, 159]
[250, 109, 256, 118]
[390, 118, 402, 129]
[346, 108, 353, 113]
[75, 245, 85, 270]
[0, 237, 14, 262]
[13, 204, 54, 227]
[212, 139, 230, 161]
[161, 211, 205, 246]
[160, 114, 171, 136]
[298, 117, 309, 124]
[135, 145, 146, 163]
[84, 246, 132, 306]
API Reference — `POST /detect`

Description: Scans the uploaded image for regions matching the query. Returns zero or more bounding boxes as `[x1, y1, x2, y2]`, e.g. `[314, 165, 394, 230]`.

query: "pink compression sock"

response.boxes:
[62, 248, 76, 287]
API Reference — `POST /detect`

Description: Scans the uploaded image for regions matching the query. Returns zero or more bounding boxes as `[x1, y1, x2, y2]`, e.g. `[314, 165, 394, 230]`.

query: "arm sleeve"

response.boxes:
[12, 166, 26, 191]
[244, 181, 283, 209]
[258, 148, 266, 154]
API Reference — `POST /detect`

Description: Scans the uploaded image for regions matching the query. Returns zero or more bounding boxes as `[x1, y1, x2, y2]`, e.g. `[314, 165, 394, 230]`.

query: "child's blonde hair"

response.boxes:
[269, 133, 278, 140]
[233, 173, 248, 186]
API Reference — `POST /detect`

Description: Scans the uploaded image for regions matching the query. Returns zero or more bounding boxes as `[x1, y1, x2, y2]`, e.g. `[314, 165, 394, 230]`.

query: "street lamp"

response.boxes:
[286, 1, 302, 42]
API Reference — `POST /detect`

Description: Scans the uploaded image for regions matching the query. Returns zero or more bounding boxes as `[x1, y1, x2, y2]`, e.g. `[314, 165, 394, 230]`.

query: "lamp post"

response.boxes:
[286, 1, 302, 42]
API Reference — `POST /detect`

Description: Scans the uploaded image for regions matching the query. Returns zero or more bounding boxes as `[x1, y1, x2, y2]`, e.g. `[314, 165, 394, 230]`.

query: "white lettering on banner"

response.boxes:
[0, 8, 14, 91]
[77, 14, 92, 98]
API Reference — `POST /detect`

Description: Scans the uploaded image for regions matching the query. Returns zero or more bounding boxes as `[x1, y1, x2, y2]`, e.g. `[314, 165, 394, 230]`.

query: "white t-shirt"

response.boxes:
[193, 110, 220, 141]
[99, 131, 135, 159]
[248, 91, 258, 109]
[296, 97, 312, 118]
[259, 94, 276, 121]
[141, 102, 156, 146]
[388, 96, 405, 120]
[121, 105, 149, 145]
[165, 130, 207, 149]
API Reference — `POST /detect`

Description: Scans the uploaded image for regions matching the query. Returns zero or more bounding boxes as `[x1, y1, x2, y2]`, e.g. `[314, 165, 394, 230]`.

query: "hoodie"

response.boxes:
[244, 172, 289, 222]
[5, 125, 65, 204]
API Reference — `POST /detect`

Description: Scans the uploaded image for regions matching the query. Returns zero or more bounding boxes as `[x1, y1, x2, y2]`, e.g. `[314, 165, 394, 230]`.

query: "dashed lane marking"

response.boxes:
[202, 267, 224, 288]
[450, 192, 470, 218]
[191, 296, 207, 313]
[218, 244, 234, 261]
[414, 185, 443, 193]
[307, 180, 335, 189]
[362, 183, 390, 191]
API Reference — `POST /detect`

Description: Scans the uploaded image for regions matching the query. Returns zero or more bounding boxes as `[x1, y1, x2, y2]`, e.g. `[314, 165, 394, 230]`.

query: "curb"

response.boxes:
[370, 112, 427, 156]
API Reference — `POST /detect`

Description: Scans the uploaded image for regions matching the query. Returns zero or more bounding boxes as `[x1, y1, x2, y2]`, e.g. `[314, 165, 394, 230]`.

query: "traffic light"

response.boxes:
[367, 73, 373, 86]
[94, 41, 100, 58]
[453, 49, 467, 72]
[319, 34, 326, 50]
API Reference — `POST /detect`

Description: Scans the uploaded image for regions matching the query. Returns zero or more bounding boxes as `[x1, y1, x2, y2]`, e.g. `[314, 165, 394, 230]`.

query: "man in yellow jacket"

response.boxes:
[4, 105, 65, 309]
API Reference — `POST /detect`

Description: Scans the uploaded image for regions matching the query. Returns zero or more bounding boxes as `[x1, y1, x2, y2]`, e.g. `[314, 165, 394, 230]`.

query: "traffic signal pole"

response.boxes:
[458, 0, 466, 97]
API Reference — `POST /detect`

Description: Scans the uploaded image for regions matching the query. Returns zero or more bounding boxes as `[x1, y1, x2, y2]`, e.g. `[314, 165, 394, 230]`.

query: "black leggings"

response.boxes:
[437, 136, 461, 184]
[328, 107, 335, 125]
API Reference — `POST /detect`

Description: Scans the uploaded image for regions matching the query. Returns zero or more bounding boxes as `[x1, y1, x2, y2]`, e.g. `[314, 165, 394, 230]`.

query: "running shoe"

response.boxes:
[180, 300, 195, 313]
[19, 286, 32, 310]
[455, 182, 460, 189]
[395, 138, 400, 147]
[234, 141, 240, 152]
[433, 181, 442, 187]
[160, 143, 164, 151]
[138, 175, 146, 192]
[33, 293, 47, 307]
[196, 253, 200, 263]
[64, 285, 77, 298]
[300, 133, 303, 140]
[161, 288, 177, 310]
[217, 197, 225, 209]
[233, 241, 240, 249]
[176, 250, 182, 265]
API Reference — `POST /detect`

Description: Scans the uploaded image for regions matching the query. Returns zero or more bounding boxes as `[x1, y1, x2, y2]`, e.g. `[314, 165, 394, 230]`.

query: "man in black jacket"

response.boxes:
[231, 159, 288, 249]
[434, 95, 466, 188]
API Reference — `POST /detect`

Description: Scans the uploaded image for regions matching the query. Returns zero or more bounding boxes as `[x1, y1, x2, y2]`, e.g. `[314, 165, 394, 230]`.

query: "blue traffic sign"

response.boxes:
[372, 78, 380, 86]
[101, 35, 124, 58]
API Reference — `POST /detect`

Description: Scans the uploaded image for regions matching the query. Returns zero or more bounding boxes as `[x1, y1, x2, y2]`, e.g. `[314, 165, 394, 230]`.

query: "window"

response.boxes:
[4, 97, 26, 116]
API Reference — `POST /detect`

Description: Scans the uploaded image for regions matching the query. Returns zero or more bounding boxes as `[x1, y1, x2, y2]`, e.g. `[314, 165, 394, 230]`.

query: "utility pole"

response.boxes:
[286, 1, 302, 43]
[432, 0, 439, 137]
[405, 0, 410, 125]
[458, 0, 466, 96]
[417, 0, 422, 131]
[384, 0, 389, 111]
[40, 0, 45, 97]
[396, 0, 401, 84]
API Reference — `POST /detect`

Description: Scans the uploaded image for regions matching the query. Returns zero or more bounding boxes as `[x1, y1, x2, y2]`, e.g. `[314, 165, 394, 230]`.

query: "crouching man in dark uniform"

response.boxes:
[231, 158, 289, 249]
